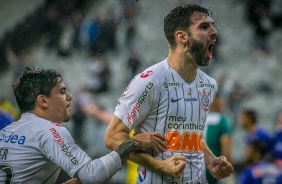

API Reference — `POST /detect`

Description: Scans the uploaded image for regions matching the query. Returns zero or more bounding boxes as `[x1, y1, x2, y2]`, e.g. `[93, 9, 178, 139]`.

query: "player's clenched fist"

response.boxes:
[133, 132, 167, 154]
[206, 156, 234, 179]
[157, 155, 186, 178]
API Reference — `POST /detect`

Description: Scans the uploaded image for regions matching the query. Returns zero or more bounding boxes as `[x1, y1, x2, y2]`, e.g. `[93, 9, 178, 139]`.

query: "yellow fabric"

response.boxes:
[126, 130, 138, 184]
[0, 100, 19, 120]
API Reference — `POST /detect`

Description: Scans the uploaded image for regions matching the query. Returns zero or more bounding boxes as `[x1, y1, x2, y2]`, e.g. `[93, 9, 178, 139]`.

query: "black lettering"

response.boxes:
[61, 144, 68, 152]
[0, 149, 8, 160]
[71, 158, 78, 164]
[65, 151, 72, 157]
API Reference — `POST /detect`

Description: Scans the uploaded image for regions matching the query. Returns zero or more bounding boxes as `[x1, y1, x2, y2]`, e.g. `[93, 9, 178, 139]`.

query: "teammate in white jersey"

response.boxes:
[0, 67, 143, 184]
[105, 4, 234, 184]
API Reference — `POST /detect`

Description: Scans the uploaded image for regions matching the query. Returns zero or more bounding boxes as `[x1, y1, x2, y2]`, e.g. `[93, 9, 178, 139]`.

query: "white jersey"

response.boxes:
[115, 59, 217, 184]
[0, 113, 121, 184]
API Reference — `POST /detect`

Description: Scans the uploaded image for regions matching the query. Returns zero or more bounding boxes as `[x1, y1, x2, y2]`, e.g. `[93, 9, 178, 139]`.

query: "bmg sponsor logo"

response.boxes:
[166, 131, 204, 152]
[49, 128, 78, 165]
[127, 82, 153, 124]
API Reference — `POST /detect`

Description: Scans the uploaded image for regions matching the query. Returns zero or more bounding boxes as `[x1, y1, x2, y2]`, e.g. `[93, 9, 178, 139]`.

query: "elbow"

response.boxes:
[104, 131, 114, 151]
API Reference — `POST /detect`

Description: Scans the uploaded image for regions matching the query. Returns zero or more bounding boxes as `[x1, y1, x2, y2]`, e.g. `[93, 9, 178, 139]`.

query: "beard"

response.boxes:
[188, 36, 209, 66]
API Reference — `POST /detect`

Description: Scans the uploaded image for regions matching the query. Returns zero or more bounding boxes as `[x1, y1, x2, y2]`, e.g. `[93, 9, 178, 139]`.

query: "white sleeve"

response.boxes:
[114, 73, 158, 130]
[37, 125, 92, 177]
[75, 151, 122, 184]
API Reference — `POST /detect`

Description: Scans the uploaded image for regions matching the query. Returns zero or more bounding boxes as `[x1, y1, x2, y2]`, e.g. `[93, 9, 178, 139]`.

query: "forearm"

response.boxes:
[220, 135, 232, 163]
[128, 150, 165, 174]
[115, 138, 140, 164]
[75, 151, 122, 184]
[204, 142, 216, 166]
[109, 136, 164, 173]
[76, 138, 139, 183]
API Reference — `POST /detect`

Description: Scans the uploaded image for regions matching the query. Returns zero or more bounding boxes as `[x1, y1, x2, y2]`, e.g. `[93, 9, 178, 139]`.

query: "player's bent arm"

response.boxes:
[104, 116, 186, 177]
[104, 116, 162, 168]
[74, 151, 121, 184]
[203, 141, 216, 166]
[204, 141, 234, 179]
[75, 138, 139, 184]
[129, 150, 186, 177]
[104, 115, 131, 150]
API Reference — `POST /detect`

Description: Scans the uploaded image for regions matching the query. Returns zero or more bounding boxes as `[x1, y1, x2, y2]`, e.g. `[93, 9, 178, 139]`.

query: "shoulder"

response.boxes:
[127, 60, 169, 90]
[28, 117, 71, 141]
[256, 127, 273, 137]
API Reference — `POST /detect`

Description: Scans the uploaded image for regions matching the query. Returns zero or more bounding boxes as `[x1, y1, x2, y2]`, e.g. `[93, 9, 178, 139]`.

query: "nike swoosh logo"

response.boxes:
[171, 97, 183, 103]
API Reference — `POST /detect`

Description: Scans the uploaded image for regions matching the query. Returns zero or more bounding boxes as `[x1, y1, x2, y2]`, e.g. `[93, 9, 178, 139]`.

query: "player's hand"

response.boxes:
[206, 156, 234, 179]
[159, 155, 186, 178]
[63, 178, 82, 184]
[133, 132, 167, 154]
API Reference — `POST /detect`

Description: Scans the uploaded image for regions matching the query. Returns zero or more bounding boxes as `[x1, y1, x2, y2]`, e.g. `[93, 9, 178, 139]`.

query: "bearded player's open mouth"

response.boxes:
[208, 43, 214, 58]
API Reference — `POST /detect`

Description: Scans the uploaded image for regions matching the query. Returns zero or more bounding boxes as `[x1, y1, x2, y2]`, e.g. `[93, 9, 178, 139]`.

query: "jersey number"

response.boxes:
[0, 164, 13, 184]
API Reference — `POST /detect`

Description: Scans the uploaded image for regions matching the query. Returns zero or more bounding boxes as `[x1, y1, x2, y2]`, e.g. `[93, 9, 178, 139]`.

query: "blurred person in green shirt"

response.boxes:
[204, 93, 233, 184]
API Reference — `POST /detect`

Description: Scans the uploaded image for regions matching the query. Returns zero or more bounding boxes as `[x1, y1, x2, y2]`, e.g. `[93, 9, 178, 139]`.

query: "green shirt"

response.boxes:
[204, 112, 232, 184]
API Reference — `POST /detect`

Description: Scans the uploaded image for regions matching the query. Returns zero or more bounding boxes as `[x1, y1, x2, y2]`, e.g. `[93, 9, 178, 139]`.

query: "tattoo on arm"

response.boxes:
[115, 138, 140, 165]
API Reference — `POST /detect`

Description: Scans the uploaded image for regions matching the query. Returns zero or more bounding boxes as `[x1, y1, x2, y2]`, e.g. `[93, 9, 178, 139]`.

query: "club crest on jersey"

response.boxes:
[198, 89, 211, 112]
[140, 70, 153, 78]
[138, 167, 146, 182]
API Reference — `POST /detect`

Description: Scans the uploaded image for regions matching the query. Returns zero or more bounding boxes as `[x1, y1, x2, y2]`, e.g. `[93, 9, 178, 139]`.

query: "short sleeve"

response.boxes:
[114, 72, 158, 130]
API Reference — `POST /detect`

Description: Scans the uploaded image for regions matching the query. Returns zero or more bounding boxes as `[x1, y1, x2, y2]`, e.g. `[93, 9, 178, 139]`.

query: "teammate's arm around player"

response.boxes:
[104, 115, 186, 177]
[204, 142, 234, 179]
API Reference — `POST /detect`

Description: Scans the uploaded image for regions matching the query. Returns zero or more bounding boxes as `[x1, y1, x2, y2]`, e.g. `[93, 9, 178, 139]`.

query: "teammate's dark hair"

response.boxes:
[164, 4, 212, 49]
[12, 67, 63, 113]
[242, 109, 257, 124]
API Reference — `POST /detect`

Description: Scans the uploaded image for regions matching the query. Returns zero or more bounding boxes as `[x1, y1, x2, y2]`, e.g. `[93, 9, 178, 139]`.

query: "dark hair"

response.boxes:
[12, 67, 63, 113]
[164, 4, 212, 49]
[249, 140, 268, 159]
[242, 109, 257, 124]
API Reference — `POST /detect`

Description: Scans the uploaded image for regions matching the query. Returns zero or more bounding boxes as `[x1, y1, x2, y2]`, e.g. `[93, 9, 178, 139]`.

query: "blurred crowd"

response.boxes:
[1, 0, 282, 183]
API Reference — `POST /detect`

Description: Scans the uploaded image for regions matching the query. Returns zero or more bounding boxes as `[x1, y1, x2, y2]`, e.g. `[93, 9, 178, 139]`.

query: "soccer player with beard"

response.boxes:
[105, 4, 233, 184]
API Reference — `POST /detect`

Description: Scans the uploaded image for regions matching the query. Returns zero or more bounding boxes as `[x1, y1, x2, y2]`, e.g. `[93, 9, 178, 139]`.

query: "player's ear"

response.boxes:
[175, 30, 189, 45]
[36, 95, 48, 108]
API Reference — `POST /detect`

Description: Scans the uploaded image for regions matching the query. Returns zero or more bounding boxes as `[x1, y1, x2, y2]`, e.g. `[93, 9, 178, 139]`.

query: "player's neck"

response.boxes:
[31, 109, 61, 124]
[167, 50, 198, 83]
